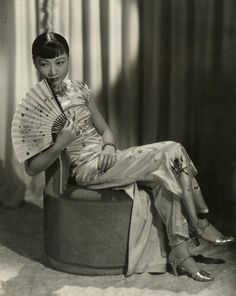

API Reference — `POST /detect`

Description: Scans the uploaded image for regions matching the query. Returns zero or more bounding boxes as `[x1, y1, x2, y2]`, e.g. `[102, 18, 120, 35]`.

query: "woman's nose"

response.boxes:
[49, 64, 57, 76]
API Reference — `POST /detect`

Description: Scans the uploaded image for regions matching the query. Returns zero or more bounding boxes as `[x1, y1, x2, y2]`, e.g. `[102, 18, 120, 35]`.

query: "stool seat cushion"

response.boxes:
[62, 185, 131, 202]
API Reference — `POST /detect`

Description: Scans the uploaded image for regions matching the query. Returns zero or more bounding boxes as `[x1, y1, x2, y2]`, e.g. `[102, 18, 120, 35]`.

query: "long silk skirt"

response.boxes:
[71, 141, 209, 275]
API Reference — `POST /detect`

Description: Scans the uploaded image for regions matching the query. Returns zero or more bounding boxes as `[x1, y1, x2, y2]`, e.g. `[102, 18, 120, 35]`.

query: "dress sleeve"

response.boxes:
[74, 80, 92, 103]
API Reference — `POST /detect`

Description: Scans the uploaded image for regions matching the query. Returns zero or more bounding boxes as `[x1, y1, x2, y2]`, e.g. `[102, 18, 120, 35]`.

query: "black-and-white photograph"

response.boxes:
[0, 1, 236, 295]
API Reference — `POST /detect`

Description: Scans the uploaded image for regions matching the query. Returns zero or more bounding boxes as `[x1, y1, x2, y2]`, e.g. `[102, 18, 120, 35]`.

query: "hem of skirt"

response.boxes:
[125, 262, 166, 276]
[169, 236, 189, 247]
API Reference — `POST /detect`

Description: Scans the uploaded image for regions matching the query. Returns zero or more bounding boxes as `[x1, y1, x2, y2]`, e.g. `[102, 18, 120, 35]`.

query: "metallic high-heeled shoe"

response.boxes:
[213, 235, 235, 246]
[199, 221, 235, 246]
[189, 221, 235, 247]
[168, 250, 214, 282]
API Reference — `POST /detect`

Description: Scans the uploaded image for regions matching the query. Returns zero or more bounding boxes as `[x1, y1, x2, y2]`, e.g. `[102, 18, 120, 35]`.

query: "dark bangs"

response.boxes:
[35, 41, 66, 60]
[32, 32, 70, 61]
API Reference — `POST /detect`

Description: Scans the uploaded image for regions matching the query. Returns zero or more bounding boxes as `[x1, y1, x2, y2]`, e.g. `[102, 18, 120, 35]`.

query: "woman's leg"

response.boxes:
[153, 186, 213, 281]
[153, 186, 189, 247]
[166, 144, 206, 234]
[163, 144, 234, 244]
[78, 141, 233, 242]
[179, 173, 200, 232]
[191, 178, 209, 214]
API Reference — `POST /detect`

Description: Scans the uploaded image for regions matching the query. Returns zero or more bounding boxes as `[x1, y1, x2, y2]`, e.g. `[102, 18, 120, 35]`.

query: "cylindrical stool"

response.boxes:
[44, 186, 133, 275]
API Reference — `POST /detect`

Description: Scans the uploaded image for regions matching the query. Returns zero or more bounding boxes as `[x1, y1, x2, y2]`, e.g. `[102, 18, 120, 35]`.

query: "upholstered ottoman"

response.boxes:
[43, 151, 133, 275]
[44, 187, 132, 275]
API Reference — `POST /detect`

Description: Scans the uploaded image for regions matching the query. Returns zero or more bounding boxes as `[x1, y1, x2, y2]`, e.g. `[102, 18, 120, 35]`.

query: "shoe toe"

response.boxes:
[215, 235, 235, 246]
[192, 270, 214, 282]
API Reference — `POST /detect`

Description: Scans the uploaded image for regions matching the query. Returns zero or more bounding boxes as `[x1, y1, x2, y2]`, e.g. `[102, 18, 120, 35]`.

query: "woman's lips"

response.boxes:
[49, 78, 59, 83]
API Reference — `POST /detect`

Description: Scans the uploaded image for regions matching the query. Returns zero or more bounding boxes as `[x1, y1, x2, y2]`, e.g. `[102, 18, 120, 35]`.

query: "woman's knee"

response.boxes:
[167, 141, 184, 153]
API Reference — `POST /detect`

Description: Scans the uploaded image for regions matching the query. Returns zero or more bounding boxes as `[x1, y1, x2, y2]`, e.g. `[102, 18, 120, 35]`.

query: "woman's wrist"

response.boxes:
[102, 142, 117, 152]
[53, 140, 67, 153]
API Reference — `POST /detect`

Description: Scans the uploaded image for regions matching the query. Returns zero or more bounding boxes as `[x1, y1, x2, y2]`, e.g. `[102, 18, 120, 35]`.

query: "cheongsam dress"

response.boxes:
[57, 79, 208, 275]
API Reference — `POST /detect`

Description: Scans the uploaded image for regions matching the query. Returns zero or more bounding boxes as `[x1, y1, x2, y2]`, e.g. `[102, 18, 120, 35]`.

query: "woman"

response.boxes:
[25, 32, 234, 281]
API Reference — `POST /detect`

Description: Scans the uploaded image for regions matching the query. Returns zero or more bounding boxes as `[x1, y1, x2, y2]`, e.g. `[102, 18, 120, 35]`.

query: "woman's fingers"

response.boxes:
[107, 154, 116, 169]
[104, 155, 112, 171]
[98, 154, 105, 171]
[67, 120, 76, 134]
[65, 120, 81, 137]
[98, 153, 117, 172]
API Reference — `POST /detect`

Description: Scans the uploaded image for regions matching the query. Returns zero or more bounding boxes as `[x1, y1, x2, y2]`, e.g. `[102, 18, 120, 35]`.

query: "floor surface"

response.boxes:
[0, 196, 236, 296]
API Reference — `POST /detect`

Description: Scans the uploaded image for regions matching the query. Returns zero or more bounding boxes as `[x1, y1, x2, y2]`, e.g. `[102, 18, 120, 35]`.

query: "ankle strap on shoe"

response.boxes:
[178, 254, 193, 267]
[198, 213, 209, 220]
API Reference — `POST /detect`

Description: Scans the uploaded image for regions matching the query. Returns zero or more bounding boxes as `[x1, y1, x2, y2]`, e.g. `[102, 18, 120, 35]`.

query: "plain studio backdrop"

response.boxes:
[0, 0, 236, 229]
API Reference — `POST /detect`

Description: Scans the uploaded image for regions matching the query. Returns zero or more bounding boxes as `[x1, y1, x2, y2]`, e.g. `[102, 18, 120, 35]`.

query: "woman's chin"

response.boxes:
[50, 80, 61, 90]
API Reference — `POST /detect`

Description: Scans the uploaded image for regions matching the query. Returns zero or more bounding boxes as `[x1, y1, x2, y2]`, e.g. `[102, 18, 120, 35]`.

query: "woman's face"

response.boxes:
[34, 53, 69, 89]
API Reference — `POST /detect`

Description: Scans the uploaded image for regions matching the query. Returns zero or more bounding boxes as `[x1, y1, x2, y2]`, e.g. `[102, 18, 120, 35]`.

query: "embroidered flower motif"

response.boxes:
[54, 82, 67, 97]
[170, 156, 189, 176]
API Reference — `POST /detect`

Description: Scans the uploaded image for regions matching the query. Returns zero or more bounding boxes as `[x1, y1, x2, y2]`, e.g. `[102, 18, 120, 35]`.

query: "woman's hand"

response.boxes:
[55, 120, 77, 149]
[98, 145, 117, 172]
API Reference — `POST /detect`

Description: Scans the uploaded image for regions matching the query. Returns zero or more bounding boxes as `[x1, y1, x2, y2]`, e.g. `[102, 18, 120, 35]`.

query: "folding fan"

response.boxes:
[11, 79, 67, 163]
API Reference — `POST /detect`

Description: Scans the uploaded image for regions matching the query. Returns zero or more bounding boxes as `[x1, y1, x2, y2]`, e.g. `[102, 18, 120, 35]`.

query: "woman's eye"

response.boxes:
[40, 63, 48, 67]
[57, 61, 64, 65]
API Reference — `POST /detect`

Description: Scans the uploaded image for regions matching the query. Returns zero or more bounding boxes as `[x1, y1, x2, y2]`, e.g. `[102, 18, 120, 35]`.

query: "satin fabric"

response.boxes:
[57, 79, 208, 275]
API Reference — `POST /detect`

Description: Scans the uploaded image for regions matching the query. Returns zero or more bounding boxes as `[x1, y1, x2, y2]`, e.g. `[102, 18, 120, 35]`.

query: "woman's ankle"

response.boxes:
[172, 240, 192, 259]
[197, 212, 209, 220]
[198, 220, 222, 242]
[197, 218, 208, 230]
[171, 241, 199, 273]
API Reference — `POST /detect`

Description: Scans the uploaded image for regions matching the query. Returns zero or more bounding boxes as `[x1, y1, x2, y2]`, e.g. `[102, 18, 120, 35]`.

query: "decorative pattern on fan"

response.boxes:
[11, 79, 67, 163]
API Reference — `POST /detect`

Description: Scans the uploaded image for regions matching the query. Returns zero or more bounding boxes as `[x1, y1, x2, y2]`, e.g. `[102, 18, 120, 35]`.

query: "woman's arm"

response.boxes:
[88, 98, 117, 172]
[25, 143, 64, 176]
[88, 98, 115, 144]
[25, 121, 77, 176]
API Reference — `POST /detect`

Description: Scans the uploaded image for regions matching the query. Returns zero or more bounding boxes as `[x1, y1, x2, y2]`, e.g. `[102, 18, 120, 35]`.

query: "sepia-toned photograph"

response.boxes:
[0, 0, 236, 295]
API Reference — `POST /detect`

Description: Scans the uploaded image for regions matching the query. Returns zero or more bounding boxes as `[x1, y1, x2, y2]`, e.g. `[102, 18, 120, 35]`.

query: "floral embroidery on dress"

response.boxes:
[170, 156, 189, 176]
[192, 181, 199, 190]
[54, 81, 68, 97]
[70, 80, 85, 92]
[70, 80, 92, 101]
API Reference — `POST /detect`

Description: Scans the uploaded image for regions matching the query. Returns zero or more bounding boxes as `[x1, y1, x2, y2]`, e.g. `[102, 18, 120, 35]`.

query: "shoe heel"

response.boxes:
[169, 245, 214, 282]
[169, 261, 178, 276]
[168, 252, 179, 276]
[188, 224, 201, 246]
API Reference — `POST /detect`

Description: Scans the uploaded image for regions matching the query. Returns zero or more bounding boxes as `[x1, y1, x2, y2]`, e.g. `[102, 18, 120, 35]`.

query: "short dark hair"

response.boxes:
[32, 32, 70, 61]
